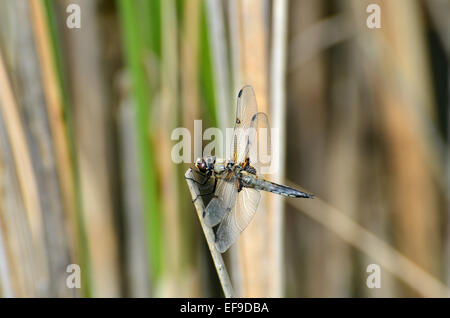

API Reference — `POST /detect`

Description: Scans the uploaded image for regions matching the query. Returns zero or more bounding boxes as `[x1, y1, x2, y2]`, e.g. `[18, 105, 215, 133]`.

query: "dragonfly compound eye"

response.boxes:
[196, 159, 207, 173]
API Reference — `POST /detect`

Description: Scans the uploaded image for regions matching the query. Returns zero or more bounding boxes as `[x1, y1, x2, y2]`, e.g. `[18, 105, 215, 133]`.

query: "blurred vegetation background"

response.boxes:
[0, 0, 448, 297]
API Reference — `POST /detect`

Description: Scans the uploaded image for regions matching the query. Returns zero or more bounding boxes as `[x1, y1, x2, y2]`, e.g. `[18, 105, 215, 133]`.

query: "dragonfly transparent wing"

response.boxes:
[248, 112, 272, 173]
[204, 174, 239, 227]
[232, 85, 258, 163]
[215, 187, 261, 253]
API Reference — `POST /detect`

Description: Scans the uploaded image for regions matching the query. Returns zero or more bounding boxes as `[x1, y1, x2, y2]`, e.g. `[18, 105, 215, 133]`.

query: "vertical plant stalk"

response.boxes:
[285, 0, 337, 297]
[185, 169, 234, 298]
[118, 0, 163, 289]
[374, 0, 440, 282]
[0, 109, 31, 297]
[228, 0, 243, 91]
[117, 74, 150, 297]
[59, 0, 120, 296]
[425, 0, 450, 285]
[180, 0, 202, 296]
[226, 0, 244, 296]
[0, 50, 49, 296]
[182, 0, 200, 128]
[269, 0, 288, 297]
[157, 0, 181, 296]
[0, 217, 12, 297]
[29, 0, 80, 283]
[236, 0, 272, 297]
[206, 0, 231, 132]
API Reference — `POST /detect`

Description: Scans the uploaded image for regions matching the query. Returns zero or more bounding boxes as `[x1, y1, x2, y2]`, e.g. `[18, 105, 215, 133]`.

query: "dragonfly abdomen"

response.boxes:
[260, 181, 313, 198]
[241, 173, 313, 198]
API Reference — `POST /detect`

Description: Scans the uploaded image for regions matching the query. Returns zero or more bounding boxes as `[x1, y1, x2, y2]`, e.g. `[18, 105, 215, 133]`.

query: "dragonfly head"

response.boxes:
[194, 158, 208, 173]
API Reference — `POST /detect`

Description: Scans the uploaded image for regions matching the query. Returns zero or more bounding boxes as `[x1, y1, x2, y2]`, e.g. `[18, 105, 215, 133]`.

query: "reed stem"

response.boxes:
[184, 168, 234, 298]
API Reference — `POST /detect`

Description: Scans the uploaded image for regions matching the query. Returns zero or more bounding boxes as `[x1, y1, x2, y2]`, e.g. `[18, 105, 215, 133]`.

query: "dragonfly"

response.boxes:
[189, 85, 313, 253]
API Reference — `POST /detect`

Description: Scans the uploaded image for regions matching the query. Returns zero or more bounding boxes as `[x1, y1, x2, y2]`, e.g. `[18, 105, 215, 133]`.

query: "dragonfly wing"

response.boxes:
[215, 187, 261, 253]
[248, 112, 272, 173]
[232, 86, 258, 163]
[204, 176, 239, 227]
